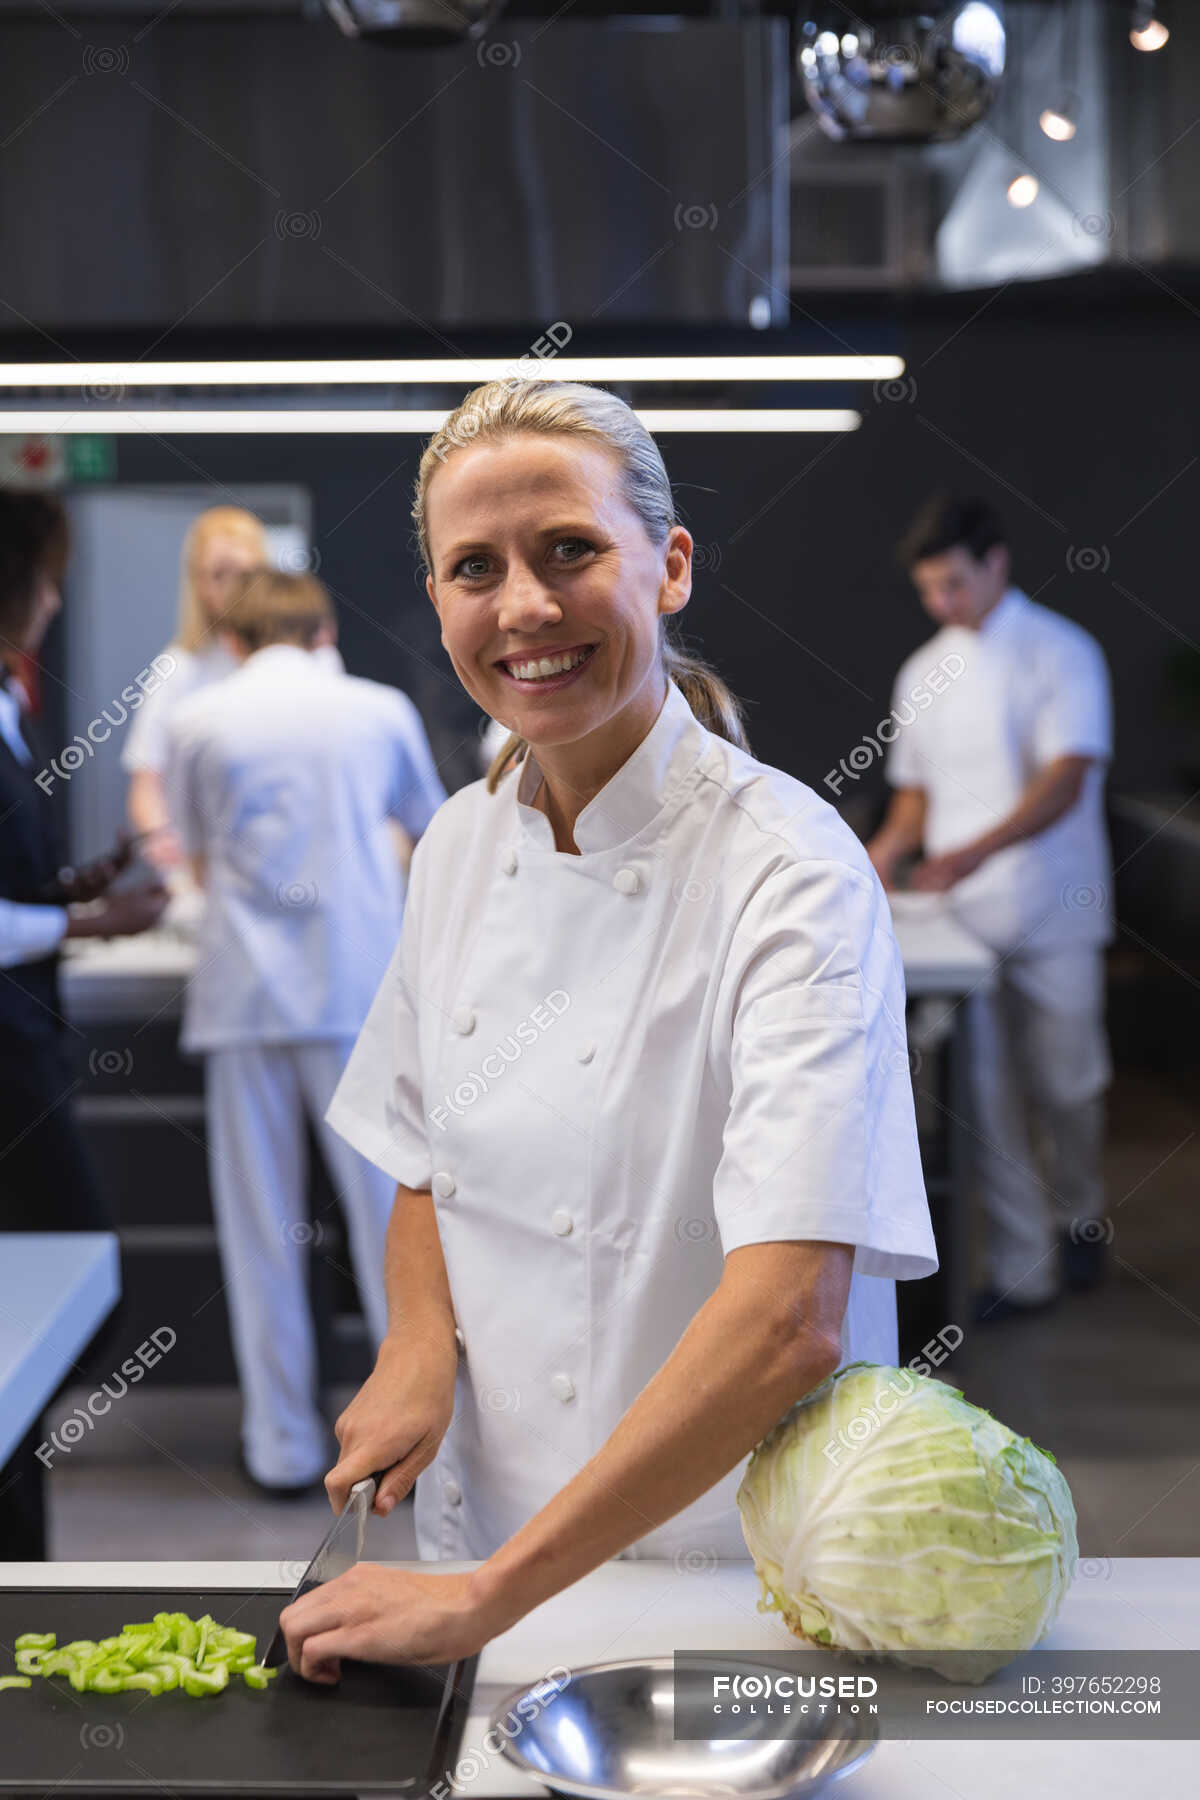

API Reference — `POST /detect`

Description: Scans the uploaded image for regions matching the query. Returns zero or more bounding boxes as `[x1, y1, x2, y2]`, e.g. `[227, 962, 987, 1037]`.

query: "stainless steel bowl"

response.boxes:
[488, 1656, 875, 1800]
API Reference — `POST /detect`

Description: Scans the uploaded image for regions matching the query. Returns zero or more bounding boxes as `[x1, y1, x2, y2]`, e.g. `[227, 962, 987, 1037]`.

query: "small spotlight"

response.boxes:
[1007, 173, 1039, 207]
[1040, 95, 1077, 141]
[1130, 8, 1169, 51]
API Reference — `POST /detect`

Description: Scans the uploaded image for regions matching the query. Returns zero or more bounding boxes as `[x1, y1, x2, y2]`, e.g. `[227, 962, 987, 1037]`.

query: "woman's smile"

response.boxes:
[493, 642, 599, 692]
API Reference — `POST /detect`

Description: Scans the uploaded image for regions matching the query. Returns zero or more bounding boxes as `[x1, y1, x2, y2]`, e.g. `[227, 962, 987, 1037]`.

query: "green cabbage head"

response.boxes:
[736, 1362, 1077, 1682]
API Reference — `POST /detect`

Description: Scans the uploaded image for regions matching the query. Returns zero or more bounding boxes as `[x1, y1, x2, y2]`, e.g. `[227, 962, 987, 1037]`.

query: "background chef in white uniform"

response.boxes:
[866, 494, 1114, 1321]
[276, 378, 937, 1684]
[162, 567, 448, 1495]
[124, 505, 342, 870]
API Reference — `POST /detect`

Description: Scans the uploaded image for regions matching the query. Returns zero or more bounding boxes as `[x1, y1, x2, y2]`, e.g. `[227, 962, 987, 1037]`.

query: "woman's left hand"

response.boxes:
[278, 1564, 501, 1682]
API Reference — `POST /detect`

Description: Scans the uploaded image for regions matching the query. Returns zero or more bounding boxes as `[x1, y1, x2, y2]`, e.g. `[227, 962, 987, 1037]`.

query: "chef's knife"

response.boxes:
[263, 1468, 389, 1668]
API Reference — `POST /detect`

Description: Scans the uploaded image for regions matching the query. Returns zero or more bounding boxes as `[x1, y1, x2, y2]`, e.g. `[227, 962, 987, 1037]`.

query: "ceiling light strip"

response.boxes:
[0, 409, 860, 434]
[0, 356, 901, 389]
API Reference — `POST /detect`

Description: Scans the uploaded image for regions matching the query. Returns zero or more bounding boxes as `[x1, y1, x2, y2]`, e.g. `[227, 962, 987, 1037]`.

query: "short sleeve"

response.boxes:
[711, 857, 938, 1281]
[389, 692, 449, 840]
[121, 665, 178, 773]
[324, 833, 434, 1190]
[1030, 631, 1112, 766]
[882, 662, 925, 789]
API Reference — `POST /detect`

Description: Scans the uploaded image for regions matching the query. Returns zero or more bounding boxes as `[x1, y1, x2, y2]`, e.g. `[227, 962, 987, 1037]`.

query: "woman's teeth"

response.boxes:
[504, 645, 595, 682]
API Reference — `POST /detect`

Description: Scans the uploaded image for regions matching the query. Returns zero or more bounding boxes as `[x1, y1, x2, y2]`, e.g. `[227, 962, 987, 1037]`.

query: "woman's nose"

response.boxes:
[496, 571, 562, 630]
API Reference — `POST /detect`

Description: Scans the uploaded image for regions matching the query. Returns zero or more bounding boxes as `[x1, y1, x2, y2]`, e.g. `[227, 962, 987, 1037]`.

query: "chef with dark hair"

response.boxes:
[867, 493, 1114, 1320]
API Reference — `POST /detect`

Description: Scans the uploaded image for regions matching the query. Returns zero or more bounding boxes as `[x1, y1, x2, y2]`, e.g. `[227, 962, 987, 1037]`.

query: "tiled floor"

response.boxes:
[45, 1065, 1199, 1563]
[955, 1064, 1200, 1558]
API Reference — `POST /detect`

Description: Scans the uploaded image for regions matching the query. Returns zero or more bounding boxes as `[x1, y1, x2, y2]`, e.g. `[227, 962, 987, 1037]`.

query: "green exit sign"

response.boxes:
[66, 435, 116, 482]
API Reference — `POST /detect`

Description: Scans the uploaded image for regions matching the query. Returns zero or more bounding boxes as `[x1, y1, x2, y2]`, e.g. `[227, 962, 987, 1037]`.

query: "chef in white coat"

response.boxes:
[124, 505, 342, 868]
[866, 494, 1114, 1319]
[163, 568, 448, 1493]
[278, 378, 936, 1682]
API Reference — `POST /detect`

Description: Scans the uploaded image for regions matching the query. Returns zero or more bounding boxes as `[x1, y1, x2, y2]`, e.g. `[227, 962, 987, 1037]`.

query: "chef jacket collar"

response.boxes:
[977, 585, 1027, 638]
[234, 642, 325, 679]
[513, 675, 706, 854]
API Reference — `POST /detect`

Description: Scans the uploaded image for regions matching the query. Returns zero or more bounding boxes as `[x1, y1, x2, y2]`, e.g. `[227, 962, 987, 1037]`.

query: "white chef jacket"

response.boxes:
[478, 714, 512, 775]
[884, 588, 1114, 957]
[163, 645, 447, 1054]
[122, 639, 345, 774]
[327, 675, 937, 1563]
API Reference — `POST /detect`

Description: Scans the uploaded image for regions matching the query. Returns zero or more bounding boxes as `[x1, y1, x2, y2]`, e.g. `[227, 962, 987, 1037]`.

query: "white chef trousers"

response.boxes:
[204, 1040, 396, 1485]
[965, 945, 1111, 1305]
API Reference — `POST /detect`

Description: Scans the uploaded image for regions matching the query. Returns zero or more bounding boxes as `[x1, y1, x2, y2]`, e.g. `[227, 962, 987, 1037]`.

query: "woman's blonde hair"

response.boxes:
[412, 379, 750, 793]
[176, 507, 271, 652]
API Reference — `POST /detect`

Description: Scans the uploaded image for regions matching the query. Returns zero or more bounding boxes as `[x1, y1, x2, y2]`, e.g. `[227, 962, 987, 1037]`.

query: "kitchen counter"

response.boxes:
[2, 1558, 1192, 1797]
[0, 1235, 120, 1468]
[59, 901, 995, 1024]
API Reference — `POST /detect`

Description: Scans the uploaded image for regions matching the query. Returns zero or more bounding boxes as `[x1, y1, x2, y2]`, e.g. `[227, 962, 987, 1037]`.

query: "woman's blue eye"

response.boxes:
[454, 540, 593, 579]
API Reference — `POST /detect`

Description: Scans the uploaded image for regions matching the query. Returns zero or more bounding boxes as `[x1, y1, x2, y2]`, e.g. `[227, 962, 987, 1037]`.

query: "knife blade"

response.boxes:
[262, 1468, 389, 1668]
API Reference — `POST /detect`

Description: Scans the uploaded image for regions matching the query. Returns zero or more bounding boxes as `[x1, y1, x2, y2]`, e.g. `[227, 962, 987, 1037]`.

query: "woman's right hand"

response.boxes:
[325, 1332, 458, 1519]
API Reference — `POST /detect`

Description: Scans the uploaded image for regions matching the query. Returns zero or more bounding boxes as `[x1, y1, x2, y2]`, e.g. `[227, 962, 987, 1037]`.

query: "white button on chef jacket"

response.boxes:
[327, 676, 937, 1564]
[162, 644, 447, 1052]
[883, 587, 1114, 958]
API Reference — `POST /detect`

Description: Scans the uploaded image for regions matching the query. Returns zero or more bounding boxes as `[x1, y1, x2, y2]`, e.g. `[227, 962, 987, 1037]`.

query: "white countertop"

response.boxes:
[0, 1234, 121, 1466]
[59, 900, 995, 1024]
[885, 891, 996, 996]
[3, 1557, 1192, 1796]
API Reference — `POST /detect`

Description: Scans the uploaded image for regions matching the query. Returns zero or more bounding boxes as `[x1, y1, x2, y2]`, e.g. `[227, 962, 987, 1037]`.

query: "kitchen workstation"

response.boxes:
[2, 1, 1199, 1797]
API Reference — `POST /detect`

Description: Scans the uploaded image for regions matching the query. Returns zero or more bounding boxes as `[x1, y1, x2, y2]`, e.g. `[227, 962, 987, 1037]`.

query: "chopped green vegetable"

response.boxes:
[3, 1612, 276, 1697]
[241, 1665, 278, 1690]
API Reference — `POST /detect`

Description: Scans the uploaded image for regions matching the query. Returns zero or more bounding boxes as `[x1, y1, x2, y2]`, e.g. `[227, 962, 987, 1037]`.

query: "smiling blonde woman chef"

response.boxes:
[279, 380, 937, 1683]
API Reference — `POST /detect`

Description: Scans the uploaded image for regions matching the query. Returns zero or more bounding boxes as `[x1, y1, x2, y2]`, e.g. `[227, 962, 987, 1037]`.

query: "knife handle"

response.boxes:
[349, 1469, 394, 1509]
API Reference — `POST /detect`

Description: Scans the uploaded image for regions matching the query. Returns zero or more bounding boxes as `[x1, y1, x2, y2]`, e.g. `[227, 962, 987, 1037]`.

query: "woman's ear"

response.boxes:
[660, 524, 693, 620]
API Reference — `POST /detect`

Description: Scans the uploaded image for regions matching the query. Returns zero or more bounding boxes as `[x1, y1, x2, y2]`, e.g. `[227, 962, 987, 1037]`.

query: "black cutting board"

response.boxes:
[0, 1589, 479, 1797]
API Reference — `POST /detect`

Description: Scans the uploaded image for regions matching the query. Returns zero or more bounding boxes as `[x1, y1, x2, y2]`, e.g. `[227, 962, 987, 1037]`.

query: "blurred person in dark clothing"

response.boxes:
[0, 493, 167, 1232]
[0, 493, 168, 1559]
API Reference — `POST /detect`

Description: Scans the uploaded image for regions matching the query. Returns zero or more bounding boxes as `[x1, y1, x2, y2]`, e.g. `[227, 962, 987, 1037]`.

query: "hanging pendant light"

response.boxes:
[1130, 5, 1169, 52]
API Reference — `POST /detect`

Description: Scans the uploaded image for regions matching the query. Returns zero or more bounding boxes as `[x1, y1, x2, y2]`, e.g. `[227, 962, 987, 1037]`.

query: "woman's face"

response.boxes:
[424, 435, 692, 748]
[193, 534, 261, 626]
